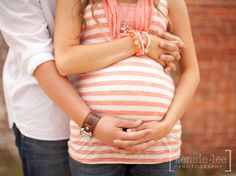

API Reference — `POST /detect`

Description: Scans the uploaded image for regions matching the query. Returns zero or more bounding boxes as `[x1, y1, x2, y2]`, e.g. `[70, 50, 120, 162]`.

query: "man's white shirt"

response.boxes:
[0, 0, 70, 140]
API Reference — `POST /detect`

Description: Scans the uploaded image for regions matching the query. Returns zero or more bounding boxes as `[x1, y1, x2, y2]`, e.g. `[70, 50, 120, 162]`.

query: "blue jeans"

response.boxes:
[69, 157, 179, 176]
[13, 124, 71, 176]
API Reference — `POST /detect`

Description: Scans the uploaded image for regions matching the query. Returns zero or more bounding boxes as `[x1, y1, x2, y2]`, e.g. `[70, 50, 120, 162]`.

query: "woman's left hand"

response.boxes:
[112, 120, 174, 154]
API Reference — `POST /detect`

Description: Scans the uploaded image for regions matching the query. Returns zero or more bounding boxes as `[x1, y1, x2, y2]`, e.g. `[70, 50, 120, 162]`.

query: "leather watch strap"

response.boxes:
[81, 112, 101, 135]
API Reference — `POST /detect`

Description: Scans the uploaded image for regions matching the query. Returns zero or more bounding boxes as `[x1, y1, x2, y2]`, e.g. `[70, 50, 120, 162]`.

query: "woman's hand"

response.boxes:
[130, 120, 174, 141]
[112, 120, 174, 154]
[146, 32, 184, 73]
[93, 116, 156, 150]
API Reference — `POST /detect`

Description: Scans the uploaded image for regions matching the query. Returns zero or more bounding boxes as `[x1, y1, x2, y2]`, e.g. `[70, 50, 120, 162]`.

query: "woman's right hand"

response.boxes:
[146, 32, 185, 72]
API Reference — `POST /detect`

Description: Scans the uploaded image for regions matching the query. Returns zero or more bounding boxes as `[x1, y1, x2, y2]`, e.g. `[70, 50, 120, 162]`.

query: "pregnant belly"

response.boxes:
[76, 57, 175, 121]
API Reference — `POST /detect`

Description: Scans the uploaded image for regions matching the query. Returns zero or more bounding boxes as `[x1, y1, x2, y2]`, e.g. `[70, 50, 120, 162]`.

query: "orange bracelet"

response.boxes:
[129, 31, 142, 56]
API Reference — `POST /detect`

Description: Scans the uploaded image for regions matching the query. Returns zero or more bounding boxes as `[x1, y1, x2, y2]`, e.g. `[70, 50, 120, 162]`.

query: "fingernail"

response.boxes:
[160, 31, 165, 36]
[157, 30, 162, 36]
[165, 68, 170, 74]
[160, 55, 165, 60]
[159, 41, 165, 47]
[110, 148, 116, 152]
[127, 129, 132, 132]
[180, 42, 185, 47]
[136, 120, 142, 124]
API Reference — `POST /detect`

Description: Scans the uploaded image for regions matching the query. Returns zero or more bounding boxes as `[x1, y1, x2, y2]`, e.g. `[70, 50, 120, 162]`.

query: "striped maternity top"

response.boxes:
[69, 0, 182, 164]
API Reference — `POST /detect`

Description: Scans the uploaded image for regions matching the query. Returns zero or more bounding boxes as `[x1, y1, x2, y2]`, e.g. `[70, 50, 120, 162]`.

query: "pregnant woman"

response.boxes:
[54, 0, 200, 175]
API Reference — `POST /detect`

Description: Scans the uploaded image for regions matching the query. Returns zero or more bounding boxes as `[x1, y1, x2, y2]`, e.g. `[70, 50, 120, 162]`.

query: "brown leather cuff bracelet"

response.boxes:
[80, 112, 102, 138]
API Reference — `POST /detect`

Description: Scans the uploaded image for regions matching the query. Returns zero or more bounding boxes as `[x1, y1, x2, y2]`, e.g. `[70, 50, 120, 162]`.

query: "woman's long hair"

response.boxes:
[77, 0, 173, 33]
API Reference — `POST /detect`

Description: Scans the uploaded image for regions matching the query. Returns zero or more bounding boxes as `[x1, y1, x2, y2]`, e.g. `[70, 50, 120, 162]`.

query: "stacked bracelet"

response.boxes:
[128, 30, 151, 56]
[142, 31, 151, 54]
[136, 31, 145, 55]
[129, 31, 142, 56]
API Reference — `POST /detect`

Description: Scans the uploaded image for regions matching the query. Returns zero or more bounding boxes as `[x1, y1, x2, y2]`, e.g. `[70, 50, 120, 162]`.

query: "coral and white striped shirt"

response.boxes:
[68, 0, 182, 164]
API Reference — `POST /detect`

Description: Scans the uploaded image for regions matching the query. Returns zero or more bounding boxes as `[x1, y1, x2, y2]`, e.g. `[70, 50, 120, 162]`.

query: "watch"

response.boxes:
[80, 112, 102, 138]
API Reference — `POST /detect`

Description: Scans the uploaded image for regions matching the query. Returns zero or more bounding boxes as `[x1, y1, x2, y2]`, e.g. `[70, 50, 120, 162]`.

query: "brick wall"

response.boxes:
[181, 0, 236, 163]
[0, 0, 235, 171]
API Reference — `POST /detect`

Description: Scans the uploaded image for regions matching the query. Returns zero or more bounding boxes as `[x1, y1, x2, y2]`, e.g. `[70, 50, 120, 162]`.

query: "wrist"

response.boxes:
[80, 111, 102, 138]
[126, 30, 150, 56]
[126, 36, 137, 55]
[162, 117, 176, 130]
[152, 120, 173, 141]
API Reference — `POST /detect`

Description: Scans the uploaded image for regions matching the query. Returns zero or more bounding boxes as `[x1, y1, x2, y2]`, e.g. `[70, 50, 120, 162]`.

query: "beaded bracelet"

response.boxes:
[127, 30, 151, 56]
[129, 31, 142, 56]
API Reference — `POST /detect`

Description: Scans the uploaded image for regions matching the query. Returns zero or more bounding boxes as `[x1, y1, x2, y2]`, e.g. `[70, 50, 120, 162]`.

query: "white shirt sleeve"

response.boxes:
[0, 0, 54, 75]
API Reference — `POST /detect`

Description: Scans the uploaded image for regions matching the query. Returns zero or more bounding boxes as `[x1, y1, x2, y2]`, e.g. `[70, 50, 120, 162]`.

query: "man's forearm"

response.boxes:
[34, 60, 90, 126]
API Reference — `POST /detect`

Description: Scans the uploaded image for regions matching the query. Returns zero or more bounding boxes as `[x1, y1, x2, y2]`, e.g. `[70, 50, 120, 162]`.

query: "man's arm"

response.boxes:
[0, 0, 89, 126]
[34, 61, 90, 126]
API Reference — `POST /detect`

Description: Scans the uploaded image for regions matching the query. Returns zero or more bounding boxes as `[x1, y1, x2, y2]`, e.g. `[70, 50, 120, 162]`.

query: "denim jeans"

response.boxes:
[12, 124, 71, 176]
[69, 157, 179, 176]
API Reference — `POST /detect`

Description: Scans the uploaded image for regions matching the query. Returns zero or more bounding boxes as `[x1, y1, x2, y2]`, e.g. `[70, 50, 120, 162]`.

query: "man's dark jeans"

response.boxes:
[13, 124, 71, 176]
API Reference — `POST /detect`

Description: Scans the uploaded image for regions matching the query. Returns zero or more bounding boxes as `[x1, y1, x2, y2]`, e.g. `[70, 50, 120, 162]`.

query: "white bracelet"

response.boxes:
[142, 31, 151, 54]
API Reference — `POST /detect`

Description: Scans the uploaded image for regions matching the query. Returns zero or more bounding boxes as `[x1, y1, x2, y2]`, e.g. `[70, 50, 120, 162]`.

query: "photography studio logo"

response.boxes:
[168, 149, 232, 173]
